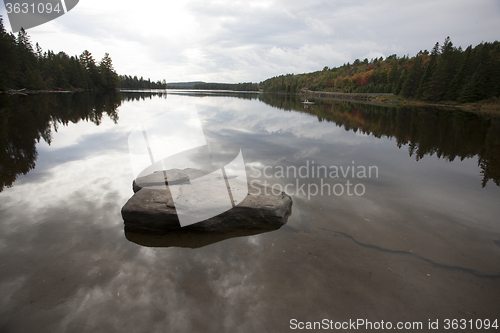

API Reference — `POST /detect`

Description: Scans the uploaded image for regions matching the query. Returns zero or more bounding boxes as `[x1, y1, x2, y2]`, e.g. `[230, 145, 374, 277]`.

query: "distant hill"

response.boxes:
[193, 82, 259, 91]
[166, 81, 259, 91]
[166, 81, 205, 89]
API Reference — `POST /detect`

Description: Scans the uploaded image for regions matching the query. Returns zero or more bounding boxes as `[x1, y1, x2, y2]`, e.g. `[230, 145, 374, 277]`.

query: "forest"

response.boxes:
[259, 37, 500, 103]
[119, 75, 167, 89]
[0, 17, 119, 91]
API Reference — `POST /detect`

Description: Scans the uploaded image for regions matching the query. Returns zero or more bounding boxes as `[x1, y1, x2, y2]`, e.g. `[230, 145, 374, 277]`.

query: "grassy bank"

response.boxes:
[300, 90, 500, 115]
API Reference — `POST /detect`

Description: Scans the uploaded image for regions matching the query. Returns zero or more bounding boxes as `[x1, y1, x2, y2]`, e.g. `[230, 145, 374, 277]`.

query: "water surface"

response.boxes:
[1, 91, 499, 332]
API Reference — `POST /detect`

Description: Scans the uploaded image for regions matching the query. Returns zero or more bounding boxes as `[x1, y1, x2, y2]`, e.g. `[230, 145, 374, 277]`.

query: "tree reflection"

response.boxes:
[120, 90, 168, 102]
[259, 94, 500, 187]
[0, 92, 121, 192]
[120, 90, 259, 102]
[165, 91, 259, 100]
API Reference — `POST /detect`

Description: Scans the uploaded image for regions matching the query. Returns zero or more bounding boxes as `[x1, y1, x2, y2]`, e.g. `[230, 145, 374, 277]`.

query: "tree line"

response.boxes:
[0, 17, 119, 91]
[259, 37, 500, 103]
[0, 17, 259, 93]
[119, 75, 167, 89]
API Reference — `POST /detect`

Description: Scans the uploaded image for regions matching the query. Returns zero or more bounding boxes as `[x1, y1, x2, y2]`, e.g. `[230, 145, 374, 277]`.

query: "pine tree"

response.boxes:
[446, 45, 471, 101]
[388, 59, 400, 89]
[458, 43, 491, 102]
[99, 53, 119, 90]
[0, 17, 19, 89]
[400, 55, 423, 98]
[424, 38, 457, 101]
[417, 42, 439, 100]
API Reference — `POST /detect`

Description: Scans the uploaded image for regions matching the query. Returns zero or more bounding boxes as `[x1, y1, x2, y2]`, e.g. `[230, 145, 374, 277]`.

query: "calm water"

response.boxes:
[1, 91, 499, 332]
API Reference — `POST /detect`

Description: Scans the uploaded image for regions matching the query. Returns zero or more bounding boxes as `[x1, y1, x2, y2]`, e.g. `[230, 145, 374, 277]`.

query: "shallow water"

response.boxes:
[1, 91, 499, 332]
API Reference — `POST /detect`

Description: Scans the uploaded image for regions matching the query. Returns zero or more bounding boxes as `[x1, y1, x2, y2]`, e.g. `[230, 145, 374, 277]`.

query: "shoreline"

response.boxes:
[0, 88, 120, 95]
[299, 90, 500, 115]
[3, 88, 499, 115]
[1, 89, 85, 95]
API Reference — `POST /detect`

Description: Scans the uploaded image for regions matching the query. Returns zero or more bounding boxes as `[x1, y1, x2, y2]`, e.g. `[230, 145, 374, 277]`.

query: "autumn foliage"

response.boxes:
[259, 37, 500, 103]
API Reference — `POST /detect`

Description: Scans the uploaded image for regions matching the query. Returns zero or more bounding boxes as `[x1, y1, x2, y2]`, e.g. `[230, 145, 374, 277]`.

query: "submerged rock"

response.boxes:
[121, 168, 292, 232]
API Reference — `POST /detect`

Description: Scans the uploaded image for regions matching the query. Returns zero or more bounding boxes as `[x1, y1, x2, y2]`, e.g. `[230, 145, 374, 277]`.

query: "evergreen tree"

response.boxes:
[0, 17, 18, 89]
[400, 55, 423, 98]
[0, 18, 120, 91]
[388, 59, 400, 88]
[417, 42, 439, 99]
[446, 45, 471, 101]
[424, 38, 455, 101]
[99, 53, 119, 90]
[458, 43, 491, 102]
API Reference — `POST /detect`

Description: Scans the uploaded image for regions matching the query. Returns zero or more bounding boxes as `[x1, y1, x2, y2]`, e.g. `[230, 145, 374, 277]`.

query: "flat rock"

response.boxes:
[122, 169, 292, 232]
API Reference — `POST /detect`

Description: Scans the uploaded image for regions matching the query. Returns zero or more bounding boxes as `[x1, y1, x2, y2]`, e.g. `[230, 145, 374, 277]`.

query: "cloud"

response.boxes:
[2, 0, 499, 82]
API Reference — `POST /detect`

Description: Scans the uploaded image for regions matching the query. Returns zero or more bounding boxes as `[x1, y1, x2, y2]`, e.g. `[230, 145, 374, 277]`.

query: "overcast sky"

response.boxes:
[1, 0, 500, 83]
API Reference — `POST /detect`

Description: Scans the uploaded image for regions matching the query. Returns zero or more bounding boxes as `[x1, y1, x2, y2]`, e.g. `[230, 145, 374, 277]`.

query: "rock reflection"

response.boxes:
[124, 225, 281, 248]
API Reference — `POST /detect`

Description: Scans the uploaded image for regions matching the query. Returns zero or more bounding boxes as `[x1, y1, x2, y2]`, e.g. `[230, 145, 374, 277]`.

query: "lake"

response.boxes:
[1, 91, 499, 332]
